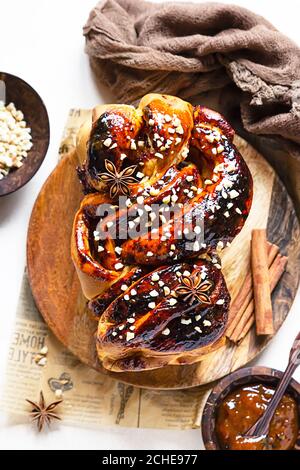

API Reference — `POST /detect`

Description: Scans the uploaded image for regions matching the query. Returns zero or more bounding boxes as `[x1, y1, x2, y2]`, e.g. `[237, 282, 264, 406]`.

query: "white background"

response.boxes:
[0, 0, 299, 450]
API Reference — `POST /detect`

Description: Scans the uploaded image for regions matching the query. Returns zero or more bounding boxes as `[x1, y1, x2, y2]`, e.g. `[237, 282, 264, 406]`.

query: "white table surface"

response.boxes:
[0, 0, 299, 450]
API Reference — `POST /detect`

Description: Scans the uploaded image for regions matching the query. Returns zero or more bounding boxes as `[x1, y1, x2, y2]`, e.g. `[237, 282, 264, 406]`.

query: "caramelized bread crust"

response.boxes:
[71, 93, 253, 372]
[96, 259, 230, 372]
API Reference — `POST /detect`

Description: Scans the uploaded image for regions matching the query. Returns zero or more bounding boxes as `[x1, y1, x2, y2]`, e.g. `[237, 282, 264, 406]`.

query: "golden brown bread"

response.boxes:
[71, 93, 253, 372]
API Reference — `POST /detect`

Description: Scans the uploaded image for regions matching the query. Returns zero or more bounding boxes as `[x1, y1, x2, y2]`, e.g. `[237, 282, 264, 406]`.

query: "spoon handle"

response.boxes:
[245, 331, 300, 437]
[289, 330, 300, 364]
[0, 80, 5, 103]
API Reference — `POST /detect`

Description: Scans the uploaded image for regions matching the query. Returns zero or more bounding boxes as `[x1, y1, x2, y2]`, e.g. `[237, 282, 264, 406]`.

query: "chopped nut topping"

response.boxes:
[163, 286, 171, 296]
[229, 189, 239, 199]
[115, 262, 124, 270]
[181, 318, 192, 325]
[0, 101, 33, 179]
[149, 290, 159, 297]
[103, 137, 112, 147]
[126, 332, 135, 341]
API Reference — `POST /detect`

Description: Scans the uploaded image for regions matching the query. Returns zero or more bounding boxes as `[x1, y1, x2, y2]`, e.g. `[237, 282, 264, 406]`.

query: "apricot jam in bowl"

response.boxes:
[201, 366, 300, 450]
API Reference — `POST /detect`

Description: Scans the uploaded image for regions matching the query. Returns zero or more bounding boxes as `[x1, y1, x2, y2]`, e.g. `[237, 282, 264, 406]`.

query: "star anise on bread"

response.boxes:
[99, 159, 138, 198]
[175, 272, 213, 305]
[26, 391, 62, 432]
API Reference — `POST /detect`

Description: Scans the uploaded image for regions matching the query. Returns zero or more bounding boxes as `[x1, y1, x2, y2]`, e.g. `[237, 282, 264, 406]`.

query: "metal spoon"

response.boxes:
[244, 331, 300, 439]
[0, 79, 6, 103]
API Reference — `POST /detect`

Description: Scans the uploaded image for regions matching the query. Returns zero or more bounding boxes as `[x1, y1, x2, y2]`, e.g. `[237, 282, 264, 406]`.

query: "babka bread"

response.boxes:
[71, 93, 253, 372]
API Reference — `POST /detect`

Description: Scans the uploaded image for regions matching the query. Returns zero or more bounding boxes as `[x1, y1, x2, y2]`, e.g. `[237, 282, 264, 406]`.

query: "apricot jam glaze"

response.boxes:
[216, 384, 298, 450]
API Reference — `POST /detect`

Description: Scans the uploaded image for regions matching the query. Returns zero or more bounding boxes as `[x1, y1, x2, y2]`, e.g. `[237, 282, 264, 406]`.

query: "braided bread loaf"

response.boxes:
[71, 94, 252, 372]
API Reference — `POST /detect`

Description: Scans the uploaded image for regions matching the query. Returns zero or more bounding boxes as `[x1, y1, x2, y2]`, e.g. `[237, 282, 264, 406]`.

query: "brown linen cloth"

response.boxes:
[83, 0, 300, 212]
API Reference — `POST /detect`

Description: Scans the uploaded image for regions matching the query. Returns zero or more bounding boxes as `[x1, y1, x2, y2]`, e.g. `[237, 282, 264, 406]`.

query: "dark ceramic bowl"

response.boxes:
[0, 72, 50, 196]
[201, 366, 300, 450]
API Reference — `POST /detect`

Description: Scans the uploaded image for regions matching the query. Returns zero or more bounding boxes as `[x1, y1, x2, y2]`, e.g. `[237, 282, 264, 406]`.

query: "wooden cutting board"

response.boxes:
[27, 136, 300, 389]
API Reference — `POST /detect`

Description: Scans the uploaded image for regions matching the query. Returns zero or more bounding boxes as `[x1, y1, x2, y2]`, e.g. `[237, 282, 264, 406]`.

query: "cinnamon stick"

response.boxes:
[229, 253, 287, 343]
[237, 315, 255, 343]
[268, 242, 280, 264]
[251, 229, 273, 335]
[226, 242, 278, 338]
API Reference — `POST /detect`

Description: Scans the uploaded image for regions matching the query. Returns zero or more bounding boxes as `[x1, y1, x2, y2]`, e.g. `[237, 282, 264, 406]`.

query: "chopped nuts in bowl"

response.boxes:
[0, 72, 49, 196]
[0, 101, 33, 180]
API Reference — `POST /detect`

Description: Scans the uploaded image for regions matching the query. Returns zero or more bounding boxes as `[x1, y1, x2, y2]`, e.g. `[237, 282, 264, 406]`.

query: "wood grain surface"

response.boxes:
[27, 136, 300, 389]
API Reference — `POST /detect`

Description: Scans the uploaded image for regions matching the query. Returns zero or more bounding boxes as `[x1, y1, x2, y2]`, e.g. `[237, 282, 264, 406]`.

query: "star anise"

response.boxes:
[99, 159, 138, 199]
[175, 273, 213, 305]
[26, 391, 62, 432]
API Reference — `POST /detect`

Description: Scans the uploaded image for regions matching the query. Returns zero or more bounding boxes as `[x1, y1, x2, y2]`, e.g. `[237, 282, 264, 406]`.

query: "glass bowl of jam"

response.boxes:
[201, 366, 300, 450]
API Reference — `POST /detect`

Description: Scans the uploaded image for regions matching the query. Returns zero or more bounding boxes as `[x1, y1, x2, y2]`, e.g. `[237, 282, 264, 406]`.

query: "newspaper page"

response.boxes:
[0, 109, 210, 430]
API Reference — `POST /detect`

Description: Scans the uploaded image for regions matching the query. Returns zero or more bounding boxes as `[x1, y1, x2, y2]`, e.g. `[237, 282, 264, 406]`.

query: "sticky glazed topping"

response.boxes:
[96, 259, 230, 371]
[74, 95, 252, 274]
[216, 384, 299, 450]
[72, 94, 253, 371]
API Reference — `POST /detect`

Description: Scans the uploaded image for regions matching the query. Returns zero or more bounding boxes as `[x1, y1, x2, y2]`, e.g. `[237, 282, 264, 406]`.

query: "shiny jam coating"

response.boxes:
[71, 94, 253, 371]
[74, 95, 253, 281]
[96, 258, 230, 371]
[216, 384, 299, 450]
